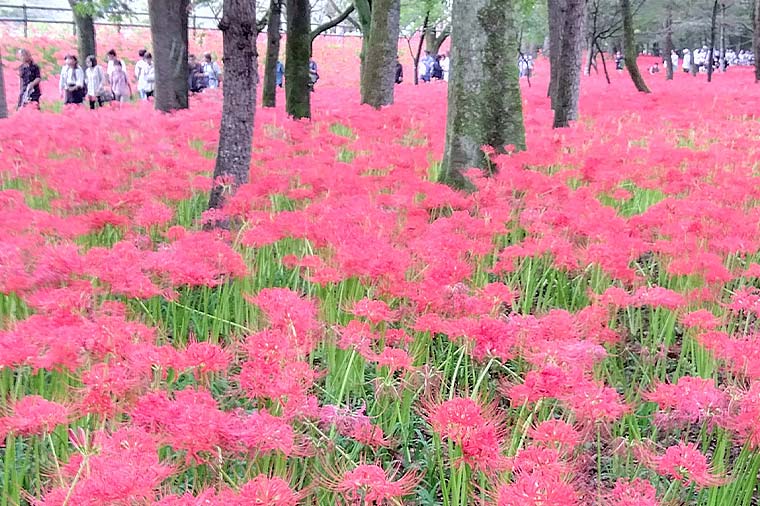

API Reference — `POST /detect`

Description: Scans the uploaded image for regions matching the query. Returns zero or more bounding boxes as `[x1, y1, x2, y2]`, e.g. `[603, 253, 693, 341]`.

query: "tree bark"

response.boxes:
[754, 0, 760, 82]
[360, 0, 401, 108]
[430, 26, 451, 55]
[208, 0, 258, 213]
[285, 0, 311, 118]
[621, 0, 650, 93]
[547, 0, 565, 107]
[441, 0, 526, 189]
[707, 0, 718, 82]
[0, 47, 7, 119]
[69, 1, 96, 67]
[354, 0, 372, 84]
[149, 0, 190, 112]
[664, 3, 674, 80]
[262, 0, 282, 108]
[552, 0, 585, 128]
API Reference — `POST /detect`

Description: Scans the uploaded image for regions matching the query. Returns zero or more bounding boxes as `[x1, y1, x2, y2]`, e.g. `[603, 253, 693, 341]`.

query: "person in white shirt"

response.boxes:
[105, 49, 120, 81]
[137, 52, 155, 100]
[682, 49, 691, 73]
[134, 49, 148, 87]
[58, 54, 73, 99]
[85, 55, 107, 109]
[670, 50, 678, 71]
[62, 55, 85, 105]
[440, 53, 450, 82]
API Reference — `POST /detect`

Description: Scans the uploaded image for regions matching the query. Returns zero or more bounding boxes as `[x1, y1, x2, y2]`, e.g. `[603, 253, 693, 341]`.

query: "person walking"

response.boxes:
[134, 49, 148, 87]
[17, 49, 42, 110]
[440, 53, 450, 82]
[137, 52, 155, 100]
[109, 60, 132, 105]
[58, 54, 72, 100]
[188, 54, 206, 94]
[62, 55, 85, 105]
[105, 49, 120, 81]
[276, 60, 285, 88]
[85, 55, 107, 109]
[202, 53, 221, 89]
[308, 58, 319, 91]
[395, 56, 403, 84]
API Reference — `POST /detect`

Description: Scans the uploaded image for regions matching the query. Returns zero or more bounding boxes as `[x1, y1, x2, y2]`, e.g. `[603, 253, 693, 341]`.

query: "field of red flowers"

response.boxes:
[4, 28, 760, 506]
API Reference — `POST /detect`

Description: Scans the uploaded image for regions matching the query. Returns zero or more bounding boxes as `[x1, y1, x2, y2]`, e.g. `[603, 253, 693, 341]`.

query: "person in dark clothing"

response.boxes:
[187, 54, 206, 93]
[17, 49, 41, 110]
[395, 57, 403, 84]
[431, 55, 444, 80]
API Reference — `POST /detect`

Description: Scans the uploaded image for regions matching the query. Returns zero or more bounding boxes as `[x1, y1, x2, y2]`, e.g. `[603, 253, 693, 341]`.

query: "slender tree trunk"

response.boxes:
[262, 0, 282, 107]
[754, 0, 760, 81]
[621, 0, 650, 93]
[547, 0, 565, 107]
[431, 28, 451, 55]
[596, 41, 611, 84]
[69, 1, 96, 67]
[441, 0, 526, 189]
[720, 3, 726, 71]
[209, 0, 257, 213]
[0, 47, 7, 119]
[664, 4, 674, 80]
[585, 35, 595, 75]
[708, 0, 718, 82]
[552, 0, 585, 128]
[425, 26, 437, 54]
[360, 0, 401, 108]
[354, 0, 372, 84]
[409, 13, 430, 85]
[149, 0, 190, 112]
[285, 0, 311, 118]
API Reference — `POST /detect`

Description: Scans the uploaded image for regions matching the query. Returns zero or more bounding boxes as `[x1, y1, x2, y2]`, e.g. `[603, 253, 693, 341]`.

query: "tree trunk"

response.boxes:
[664, 4, 674, 80]
[547, 0, 565, 107]
[409, 13, 430, 85]
[708, 0, 718, 82]
[552, 0, 585, 128]
[69, 1, 96, 67]
[0, 47, 7, 119]
[441, 0, 526, 189]
[425, 27, 437, 54]
[585, 34, 595, 75]
[149, 0, 190, 112]
[754, 0, 760, 82]
[621, 0, 650, 93]
[262, 0, 282, 108]
[360, 0, 401, 108]
[354, 0, 372, 84]
[208, 0, 258, 213]
[285, 0, 311, 118]
[719, 3, 726, 71]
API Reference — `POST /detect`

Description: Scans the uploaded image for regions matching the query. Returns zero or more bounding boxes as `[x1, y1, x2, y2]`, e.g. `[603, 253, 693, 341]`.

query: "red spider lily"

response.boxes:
[604, 478, 661, 506]
[645, 376, 729, 427]
[636, 441, 727, 488]
[1, 395, 68, 436]
[322, 463, 420, 505]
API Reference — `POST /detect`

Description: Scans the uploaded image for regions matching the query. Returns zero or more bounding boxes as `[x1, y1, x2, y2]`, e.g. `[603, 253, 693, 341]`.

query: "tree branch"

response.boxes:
[310, 4, 355, 41]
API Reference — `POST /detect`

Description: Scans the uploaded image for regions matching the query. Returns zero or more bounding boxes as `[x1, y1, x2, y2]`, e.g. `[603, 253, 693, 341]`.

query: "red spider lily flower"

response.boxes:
[528, 419, 583, 455]
[2, 395, 68, 436]
[350, 298, 399, 325]
[645, 376, 728, 427]
[322, 463, 420, 505]
[604, 478, 660, 506]
[637, 442, 727, 488]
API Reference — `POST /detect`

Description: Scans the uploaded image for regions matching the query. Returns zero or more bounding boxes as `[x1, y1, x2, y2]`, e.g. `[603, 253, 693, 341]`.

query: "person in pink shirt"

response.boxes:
[109, 60, 132, 105]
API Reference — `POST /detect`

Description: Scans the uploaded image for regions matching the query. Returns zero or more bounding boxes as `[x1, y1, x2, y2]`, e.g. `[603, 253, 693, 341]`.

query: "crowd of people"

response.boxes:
[676, 47, 755, 73]
[16, 47, 224, 110]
